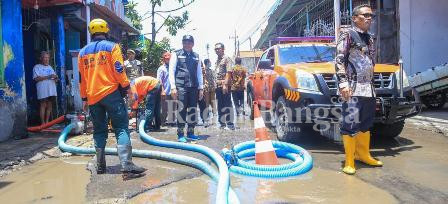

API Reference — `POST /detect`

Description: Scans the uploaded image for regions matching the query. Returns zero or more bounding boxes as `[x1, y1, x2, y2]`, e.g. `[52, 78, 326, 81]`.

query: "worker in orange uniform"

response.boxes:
[78, 19, 146, 180]
[127, 76, 161, 132]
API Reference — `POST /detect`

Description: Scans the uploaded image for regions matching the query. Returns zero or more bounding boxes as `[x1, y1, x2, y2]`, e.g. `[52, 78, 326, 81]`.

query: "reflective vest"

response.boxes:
[78, 37, 129, 105]
[175, 49, 199, 88]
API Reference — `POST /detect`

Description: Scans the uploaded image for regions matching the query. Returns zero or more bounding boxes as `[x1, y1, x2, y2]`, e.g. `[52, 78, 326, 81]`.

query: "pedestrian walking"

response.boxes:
[214, 43, 235, 130]
[335, 5, 383, 175]
[124, 49, 144, 81]
[33, 51, 58, 125]
[78, 19, 146, 180]
[168, 35, 204, 143]
[128, 76, 161, 132]
[231, 57, 247, 116]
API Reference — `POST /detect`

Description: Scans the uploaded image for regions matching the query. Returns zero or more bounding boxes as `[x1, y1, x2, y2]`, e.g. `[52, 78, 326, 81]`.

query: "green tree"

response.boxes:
[142, 0, 195, 49]
[125, 1, 143, 31]
[124, 0, 195, 73]
[141, 37, 173, 74]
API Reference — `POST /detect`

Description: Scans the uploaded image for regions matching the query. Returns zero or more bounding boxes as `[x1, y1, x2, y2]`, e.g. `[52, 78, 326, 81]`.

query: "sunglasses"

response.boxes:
[357, 13, 376, 19]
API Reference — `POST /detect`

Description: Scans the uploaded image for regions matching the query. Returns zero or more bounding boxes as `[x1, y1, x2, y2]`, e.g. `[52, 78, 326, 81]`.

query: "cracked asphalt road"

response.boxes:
[84, 108, 448, 204]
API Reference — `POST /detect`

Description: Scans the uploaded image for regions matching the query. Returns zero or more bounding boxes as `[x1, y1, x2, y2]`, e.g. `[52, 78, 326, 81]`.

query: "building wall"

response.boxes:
[0, 0, 27, 141]
[399, 0, 448, 75]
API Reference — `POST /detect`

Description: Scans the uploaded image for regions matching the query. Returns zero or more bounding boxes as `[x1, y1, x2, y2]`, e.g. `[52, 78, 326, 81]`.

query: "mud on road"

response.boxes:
[1, 110, 448, 204]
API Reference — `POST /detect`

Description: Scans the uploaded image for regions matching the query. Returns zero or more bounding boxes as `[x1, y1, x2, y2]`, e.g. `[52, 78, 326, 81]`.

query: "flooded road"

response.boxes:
[130, 167, 397, 204]
[1, 110, 448, 203]
[0, 157, 91, 204]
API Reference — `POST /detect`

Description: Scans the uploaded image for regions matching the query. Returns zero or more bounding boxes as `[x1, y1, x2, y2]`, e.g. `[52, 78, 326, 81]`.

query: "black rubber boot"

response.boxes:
[117, 145, 146, 180]
[95, 148, 106, 174]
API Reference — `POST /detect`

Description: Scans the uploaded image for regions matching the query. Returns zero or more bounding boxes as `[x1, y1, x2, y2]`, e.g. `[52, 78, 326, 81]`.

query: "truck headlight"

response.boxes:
[395, 70, 410, 88]
[296, 70, 320, 93]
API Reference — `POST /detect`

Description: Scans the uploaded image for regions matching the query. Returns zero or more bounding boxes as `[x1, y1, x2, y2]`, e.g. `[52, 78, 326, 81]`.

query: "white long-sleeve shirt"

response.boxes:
[168, 51, 204, 90]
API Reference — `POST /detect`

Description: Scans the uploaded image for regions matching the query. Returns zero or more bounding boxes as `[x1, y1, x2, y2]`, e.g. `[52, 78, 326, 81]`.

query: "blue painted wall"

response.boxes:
[51, 13, 67, 115]
[0, 0, 27, 141]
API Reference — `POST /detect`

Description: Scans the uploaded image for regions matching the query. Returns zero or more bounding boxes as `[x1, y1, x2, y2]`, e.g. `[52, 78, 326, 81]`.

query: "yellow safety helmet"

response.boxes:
[88, 19, 109, 35]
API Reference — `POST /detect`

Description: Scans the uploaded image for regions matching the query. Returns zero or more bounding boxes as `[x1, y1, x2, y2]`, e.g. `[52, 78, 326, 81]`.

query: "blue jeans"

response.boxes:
[90, 90, 130, 148]
[144, 83, 161, 131]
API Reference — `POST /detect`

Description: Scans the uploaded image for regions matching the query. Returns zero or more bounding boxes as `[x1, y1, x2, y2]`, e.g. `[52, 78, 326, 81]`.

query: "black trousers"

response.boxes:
[177, 87, 199, 135]
[231, 90, 244, 115]
[216, 87, 234, 127]
[198, 98, 209, 122]
[144, 83, 161, 130]
[340, 96, 375, 136]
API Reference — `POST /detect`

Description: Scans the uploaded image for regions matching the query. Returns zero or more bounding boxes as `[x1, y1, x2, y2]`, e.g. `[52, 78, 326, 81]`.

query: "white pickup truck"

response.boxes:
[410, 63, 448, 109]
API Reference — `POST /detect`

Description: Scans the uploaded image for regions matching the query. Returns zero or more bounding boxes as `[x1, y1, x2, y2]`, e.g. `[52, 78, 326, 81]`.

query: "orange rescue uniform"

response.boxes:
[130, 76, 160, 109]
[78, 39, 130, 105]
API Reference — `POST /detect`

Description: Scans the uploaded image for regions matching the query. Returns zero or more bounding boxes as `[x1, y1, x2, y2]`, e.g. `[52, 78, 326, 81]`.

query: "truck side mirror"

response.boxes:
[258, 59, 273, 70]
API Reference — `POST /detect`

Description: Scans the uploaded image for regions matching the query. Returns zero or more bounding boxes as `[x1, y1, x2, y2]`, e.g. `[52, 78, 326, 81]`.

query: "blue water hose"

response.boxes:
[138, 120, 237, 204]
[221, 140, 313, 178]
[58, 123, 239, 204]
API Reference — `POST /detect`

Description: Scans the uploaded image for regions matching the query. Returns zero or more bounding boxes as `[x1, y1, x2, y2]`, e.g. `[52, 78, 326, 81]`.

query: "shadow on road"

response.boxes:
[0, 182, 13, 189]
[273, 125, 422, 160]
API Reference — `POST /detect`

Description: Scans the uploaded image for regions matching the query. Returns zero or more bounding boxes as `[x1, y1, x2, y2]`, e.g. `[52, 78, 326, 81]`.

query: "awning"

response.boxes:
[22, 0, 83, 8]
[91, 3, 139, 35]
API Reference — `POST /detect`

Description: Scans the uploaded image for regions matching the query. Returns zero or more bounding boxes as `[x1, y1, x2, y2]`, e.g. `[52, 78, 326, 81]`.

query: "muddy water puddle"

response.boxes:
[0, 157, 91, 204]
[130, 167, 397, 204]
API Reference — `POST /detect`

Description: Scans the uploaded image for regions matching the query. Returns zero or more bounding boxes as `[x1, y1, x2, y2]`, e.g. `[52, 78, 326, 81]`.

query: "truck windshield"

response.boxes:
[279, 45, 335, 65]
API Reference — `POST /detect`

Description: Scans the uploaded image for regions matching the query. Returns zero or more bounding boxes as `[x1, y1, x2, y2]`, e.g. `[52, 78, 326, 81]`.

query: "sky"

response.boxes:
[132, 0, 276, 62]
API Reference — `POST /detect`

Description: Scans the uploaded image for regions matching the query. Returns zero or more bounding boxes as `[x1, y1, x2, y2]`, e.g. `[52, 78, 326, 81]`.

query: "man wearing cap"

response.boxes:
[78, 19, 146, 180]
[157, 52, 173, 126]
[168, 35, 204, 143]
[124, 49, 144, 81]
[214, 43, 235, 130]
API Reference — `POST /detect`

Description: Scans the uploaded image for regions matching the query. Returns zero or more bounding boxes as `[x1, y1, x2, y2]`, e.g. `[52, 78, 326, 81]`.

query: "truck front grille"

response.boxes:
[374, 73, 393, 88]
[322, 74, 338, 90]
[322, 73, 393, 90]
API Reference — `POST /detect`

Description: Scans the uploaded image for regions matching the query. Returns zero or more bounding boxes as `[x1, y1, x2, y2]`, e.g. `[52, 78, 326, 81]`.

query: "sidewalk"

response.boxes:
[0, 125, 93, 178]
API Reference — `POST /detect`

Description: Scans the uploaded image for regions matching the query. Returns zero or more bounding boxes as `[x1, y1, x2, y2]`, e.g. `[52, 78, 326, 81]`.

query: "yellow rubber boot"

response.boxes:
[355, 131, 383, 166]
[342, 135, 356, 175]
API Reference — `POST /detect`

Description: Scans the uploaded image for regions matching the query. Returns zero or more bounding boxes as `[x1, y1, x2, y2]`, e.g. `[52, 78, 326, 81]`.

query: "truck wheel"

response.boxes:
[274, 96, 303, 142]
[247, 91, 254, 120]
[422, 92, 446, 110]
[371, 121, 405, 139]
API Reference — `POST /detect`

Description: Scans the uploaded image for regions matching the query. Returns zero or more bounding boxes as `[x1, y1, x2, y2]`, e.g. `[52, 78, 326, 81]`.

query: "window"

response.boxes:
[278, 45, 335, 65]
[267, 49, 275, 65]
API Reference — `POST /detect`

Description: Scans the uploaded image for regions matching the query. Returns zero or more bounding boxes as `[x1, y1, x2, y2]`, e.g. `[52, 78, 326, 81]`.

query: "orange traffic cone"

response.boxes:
[253, 102, 279, 165]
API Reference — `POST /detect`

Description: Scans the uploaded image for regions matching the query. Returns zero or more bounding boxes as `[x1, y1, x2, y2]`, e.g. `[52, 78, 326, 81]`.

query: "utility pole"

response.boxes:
[249, 37, 256, 73]
[85, 0, 91, 43]
[206, 43, 210, 59]
[237, 40, 240, 57]
[229, 30, 238, 57]
[334, 0, 341, 41]
[249, 37, 253, 50]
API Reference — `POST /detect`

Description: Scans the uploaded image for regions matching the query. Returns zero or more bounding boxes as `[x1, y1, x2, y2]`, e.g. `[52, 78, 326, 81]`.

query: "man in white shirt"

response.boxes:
[33, 51, 58, 125]
[157, 52, 173, 126]
[169, 35, 204, 143]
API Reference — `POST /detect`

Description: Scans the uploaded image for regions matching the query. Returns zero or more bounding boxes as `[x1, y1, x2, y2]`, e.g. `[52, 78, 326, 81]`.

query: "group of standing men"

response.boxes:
[78, 18, 247, 179]
[159, 35, 248, 143]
